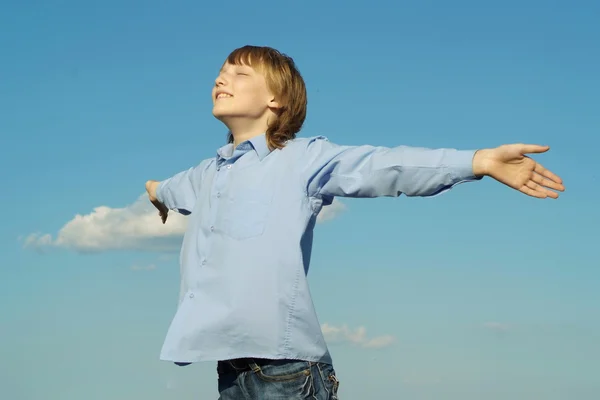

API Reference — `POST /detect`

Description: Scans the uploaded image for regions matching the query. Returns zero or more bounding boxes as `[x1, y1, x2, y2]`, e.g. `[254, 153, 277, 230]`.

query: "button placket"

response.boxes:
[201, 158, 232, 269]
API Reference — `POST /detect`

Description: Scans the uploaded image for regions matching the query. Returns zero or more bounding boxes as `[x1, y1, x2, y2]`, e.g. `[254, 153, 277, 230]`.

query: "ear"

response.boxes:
[267, 97, 282, 110]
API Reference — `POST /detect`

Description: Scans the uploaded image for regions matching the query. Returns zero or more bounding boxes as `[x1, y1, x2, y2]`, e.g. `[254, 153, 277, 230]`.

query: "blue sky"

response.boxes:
[2, 0, 598, 399]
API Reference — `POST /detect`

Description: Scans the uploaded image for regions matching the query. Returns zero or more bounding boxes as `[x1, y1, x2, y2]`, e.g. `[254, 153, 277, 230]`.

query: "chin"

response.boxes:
[212, 109, 236, 126]
[212, 106, 228, 119]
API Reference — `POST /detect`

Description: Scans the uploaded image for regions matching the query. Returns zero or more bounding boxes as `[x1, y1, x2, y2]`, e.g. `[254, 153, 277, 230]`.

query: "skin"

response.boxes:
[146, 62, 565, 223]
[212, 62, 281, 148]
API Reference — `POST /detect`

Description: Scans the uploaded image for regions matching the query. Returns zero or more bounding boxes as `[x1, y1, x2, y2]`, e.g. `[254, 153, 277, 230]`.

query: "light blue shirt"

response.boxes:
[157, 134, 480, 365]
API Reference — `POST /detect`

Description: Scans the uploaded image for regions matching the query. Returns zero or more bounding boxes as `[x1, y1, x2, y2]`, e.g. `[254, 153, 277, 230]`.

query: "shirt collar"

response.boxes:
[248, 133, 271, 161]
[216, 133, 271, 164]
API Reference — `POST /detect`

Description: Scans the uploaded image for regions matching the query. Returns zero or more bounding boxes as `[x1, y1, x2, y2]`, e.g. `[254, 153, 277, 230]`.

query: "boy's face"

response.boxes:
[212, 62, 278, 123]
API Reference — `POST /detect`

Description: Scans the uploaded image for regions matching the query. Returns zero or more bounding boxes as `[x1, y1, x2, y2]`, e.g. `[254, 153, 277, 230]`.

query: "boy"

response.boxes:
[145, 45, 564, 399]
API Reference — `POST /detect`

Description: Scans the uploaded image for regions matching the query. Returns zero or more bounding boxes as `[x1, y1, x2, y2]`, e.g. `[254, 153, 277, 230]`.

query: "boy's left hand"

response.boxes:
[472, 144, 565, 199]
[146, 180, 169, 223]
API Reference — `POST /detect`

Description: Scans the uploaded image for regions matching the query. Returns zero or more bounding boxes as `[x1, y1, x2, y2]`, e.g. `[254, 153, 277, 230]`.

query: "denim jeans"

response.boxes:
[217, 358, 340, 399]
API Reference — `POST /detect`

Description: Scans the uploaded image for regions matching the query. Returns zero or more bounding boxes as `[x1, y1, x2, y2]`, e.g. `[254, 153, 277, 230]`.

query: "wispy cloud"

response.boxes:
[483, 321, 511, 336]
[22, 194, 345, 253]
[130, 263, 157, 271]
[321, 323, 395, 349]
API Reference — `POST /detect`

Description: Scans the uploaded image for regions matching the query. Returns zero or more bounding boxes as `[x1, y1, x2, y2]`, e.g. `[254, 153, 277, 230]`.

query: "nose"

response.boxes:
[215, 73, 226, 87]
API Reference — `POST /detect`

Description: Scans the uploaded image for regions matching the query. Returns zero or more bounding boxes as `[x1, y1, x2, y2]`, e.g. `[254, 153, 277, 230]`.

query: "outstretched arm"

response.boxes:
[146, 160, 210, 224]
[301, 137, 481, 199]
[301, 137, 564, 200]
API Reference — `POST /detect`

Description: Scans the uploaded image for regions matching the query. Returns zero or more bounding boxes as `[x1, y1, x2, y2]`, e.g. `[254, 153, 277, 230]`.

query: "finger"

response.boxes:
[520, 144, 550, 154]
[520, 184, 547, 198]
[534, 163, 564, 185]
[532, 171, 565, 191]
[525, 180, 559, 199]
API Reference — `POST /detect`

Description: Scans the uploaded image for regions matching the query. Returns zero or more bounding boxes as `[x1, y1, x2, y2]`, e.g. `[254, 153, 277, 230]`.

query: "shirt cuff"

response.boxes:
[155, 180, 167, 205]
[446, 150, 482, 182]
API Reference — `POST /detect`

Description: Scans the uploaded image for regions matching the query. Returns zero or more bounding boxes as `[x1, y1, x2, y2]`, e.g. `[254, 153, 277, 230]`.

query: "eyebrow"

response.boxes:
[220, 64, 254, 73]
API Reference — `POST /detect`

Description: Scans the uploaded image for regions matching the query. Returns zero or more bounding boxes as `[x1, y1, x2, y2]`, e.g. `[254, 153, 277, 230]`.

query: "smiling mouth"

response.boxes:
[216, 93, 233, 100]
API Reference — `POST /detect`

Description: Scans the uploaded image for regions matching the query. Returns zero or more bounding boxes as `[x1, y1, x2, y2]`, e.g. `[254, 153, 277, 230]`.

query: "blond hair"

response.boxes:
[224, 45, 307, 150]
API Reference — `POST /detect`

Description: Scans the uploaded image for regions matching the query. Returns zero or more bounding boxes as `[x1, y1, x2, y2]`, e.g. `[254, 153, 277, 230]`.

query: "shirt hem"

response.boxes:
[159, 352, 333, 365]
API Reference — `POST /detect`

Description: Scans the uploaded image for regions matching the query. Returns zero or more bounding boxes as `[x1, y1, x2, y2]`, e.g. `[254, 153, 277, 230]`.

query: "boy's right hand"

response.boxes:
[146, 180, 169, 224]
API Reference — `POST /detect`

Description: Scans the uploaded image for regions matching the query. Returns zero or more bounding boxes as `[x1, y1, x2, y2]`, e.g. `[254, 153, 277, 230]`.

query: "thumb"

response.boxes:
[519, 144, 550, 154]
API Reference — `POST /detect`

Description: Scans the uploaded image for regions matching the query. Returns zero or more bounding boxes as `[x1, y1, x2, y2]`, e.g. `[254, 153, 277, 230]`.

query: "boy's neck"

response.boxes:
[226, 119, 269, 148]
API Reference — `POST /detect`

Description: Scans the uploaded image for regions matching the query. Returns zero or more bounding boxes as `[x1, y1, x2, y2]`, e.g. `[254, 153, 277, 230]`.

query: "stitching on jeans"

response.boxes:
[301, 371, 310, 393]
[251, 361, 311, 382]
[310, 364, 318, 400]
[301, 369, 315, 399]
[329, 374, 340, 399]
[316, 363, 330, 398]
[229, 360, 252, 372]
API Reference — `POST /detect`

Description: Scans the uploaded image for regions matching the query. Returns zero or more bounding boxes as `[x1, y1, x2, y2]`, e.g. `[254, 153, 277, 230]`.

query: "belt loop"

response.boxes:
[248, 360, 261, 373]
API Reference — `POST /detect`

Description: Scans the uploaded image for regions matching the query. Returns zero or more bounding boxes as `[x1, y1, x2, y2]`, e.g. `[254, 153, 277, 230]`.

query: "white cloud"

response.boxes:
[23, 194, 188, 253]
[321, 323, 395, 349]
[22, 194, 345, 253]
[316, 199, 346, 222]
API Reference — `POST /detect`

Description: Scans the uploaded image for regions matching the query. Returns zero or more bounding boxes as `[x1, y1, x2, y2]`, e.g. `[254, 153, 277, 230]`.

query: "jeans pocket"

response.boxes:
[251, 360, 312, 383]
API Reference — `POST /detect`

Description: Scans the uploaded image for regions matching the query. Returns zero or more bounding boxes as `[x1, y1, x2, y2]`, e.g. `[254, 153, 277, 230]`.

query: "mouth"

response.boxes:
[215, 91, 233, 100]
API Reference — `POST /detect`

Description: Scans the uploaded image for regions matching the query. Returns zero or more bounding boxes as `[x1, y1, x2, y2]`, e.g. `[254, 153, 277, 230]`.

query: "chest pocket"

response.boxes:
[219, 171, 274, 240]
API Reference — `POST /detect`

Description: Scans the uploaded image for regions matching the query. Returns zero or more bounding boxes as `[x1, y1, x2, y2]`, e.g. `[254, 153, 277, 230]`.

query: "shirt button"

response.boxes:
[210, 226, 215, 232]
[202, 260, 206, 265]
[189, 293, 194, 298]
[216, 192, 221, 198]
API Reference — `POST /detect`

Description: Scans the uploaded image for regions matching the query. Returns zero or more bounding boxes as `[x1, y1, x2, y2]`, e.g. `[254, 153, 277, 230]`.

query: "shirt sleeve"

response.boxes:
[155, 160, 210, 214]
[301, 136, 482, 199]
